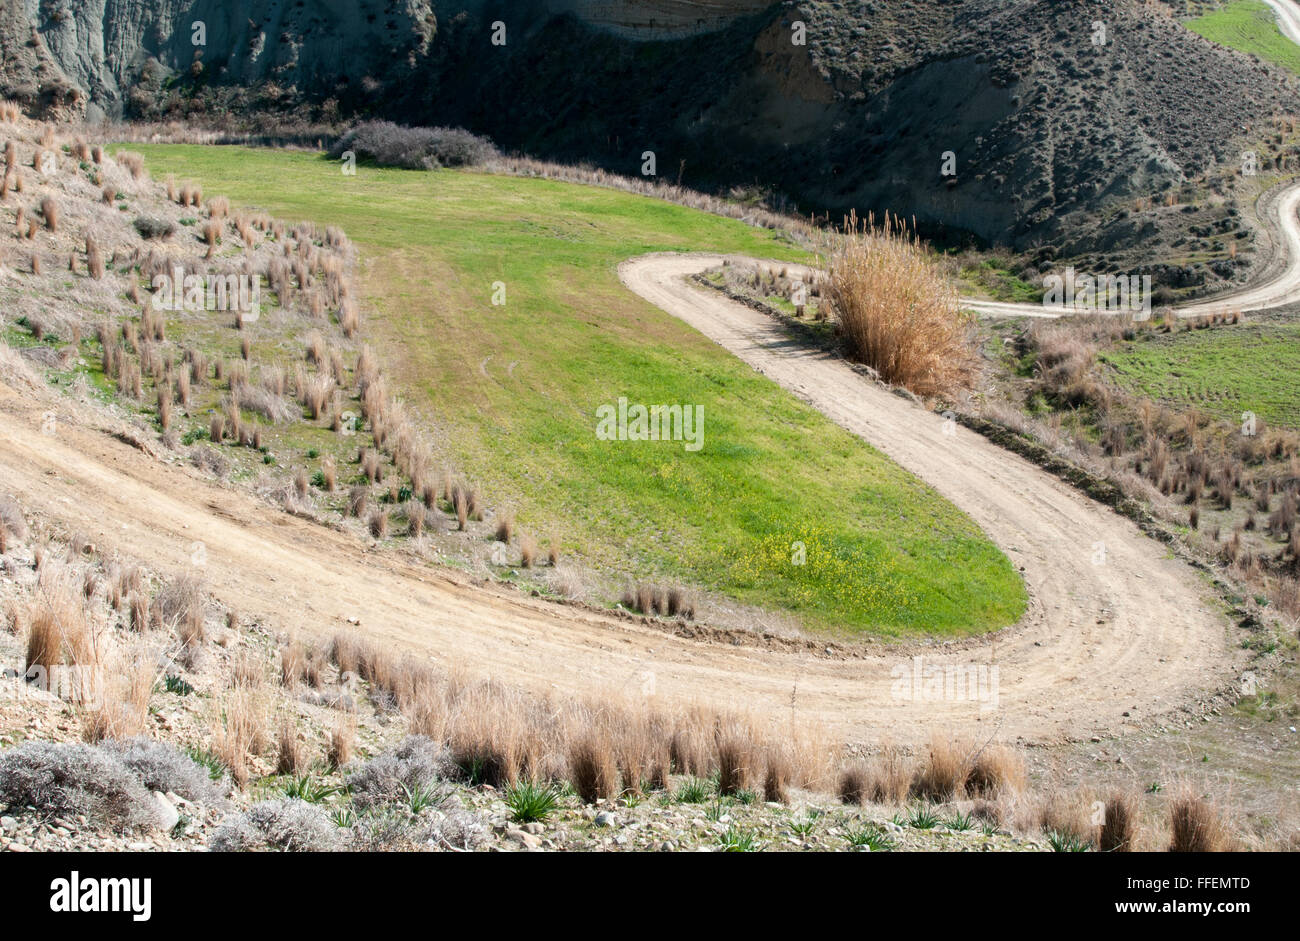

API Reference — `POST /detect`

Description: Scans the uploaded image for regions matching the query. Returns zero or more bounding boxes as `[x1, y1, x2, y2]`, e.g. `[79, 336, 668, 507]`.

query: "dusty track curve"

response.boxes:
[616, 254, 1236, 742]
[962, 179, 1300, 318]
[0, 246, 1237, 745]
[1265, 0, 1300, 47]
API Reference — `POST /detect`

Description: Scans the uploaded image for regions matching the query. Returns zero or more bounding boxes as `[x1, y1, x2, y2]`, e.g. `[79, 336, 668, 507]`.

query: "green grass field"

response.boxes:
[1186, 1, 1300, 75]
[1101, 322, 1300, 429]
[121, 144, 1026, 638]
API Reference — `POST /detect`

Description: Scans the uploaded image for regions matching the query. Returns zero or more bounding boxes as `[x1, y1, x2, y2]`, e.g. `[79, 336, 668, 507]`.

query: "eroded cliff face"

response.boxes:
[7, 0, 1298, 255]
[0, 0, 84, 119]
[15, 0, 437, 120]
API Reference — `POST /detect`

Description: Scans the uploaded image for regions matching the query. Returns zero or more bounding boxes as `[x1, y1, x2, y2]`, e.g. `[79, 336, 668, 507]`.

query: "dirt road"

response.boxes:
[0, 255, 1236, 746]
[962, 179, 1300, 318]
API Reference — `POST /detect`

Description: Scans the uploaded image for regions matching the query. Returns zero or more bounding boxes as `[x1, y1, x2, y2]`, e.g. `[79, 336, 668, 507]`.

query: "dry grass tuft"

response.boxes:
[716, 733, 756, 796]
[569, 734, 620, 804]
[838, 762, 870, 805]
[39, 195, 58, 232]
[910, 734, 969, 802]
[1099, 791, 1139, 852]
[211, 689, 267, 789]
[275, 716, 309, 775]
[827, 212, 975, 396]
[1168, 791, 1230, 852]
[519, 533, 537, 567]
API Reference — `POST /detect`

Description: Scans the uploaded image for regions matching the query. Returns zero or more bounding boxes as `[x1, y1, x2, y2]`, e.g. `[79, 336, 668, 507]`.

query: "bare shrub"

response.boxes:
[209, 799, 342, 851]
[328, 121, 498, 170]
[0, 742, 164, 830]
[103, 737, 226, 805]
[347, 736, 453, 811]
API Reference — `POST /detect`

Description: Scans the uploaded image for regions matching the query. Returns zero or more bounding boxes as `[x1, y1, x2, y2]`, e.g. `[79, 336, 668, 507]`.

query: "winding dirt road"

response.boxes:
[963, 179, 1300, 318]
[9, 175, 1296, 748]
[0, 240, 1243, 746]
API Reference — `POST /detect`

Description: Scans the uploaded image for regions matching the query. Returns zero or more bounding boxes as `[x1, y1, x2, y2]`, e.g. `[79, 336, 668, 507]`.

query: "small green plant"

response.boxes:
[733, 787, 757, 806]
[505, 780, 562, 823]
[946, 811, 974, 831]
[790, 818, 816, 838]
[1146, 782, 1163, 794]
[905, 804, 940, 830]
[306, 448, 320, 459]
[705, 801, 730, 822]
[619, 789, 644, 809]
[329, 806, 357, 828]
[402, 781, 444, 815]
[675, 777, 713, 804]
[1046, 829, 1091, 852]
[185, 747, 226, 782]
[845, 824, 895, 851]
[282, 774, 343, 804]
[716, 827, 760, 852]
[162, 674, 194, 696]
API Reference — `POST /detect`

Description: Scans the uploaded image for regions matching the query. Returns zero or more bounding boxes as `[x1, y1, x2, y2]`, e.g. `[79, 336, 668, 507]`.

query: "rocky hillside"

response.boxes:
[9, 0, 1300, 260]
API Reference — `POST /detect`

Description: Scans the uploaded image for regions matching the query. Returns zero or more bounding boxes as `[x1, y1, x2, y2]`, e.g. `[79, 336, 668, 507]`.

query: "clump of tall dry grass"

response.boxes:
[320, 631, 834, 801]
[1099, 791, 1139, 852]
[212, 689, 268, 788]
[276, 716, 309, 774]
[1168, 790, 1230, 852]
[827, 212, 975, 396]
[24, 569, 99, 679]
[39, 195, 58, 232]
[81, 649, 153, 742]
[569, 734, 620, 803]
[116, 150, 145, 180]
